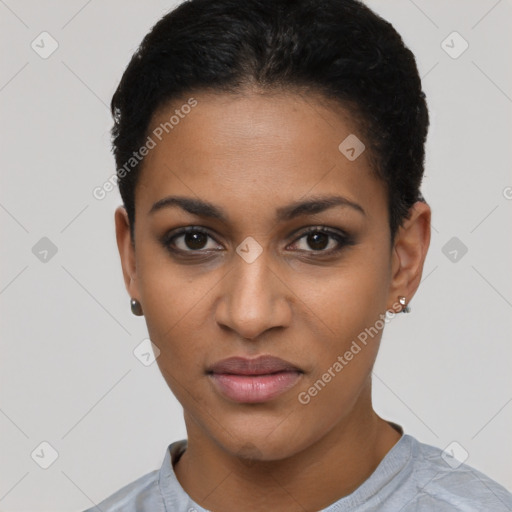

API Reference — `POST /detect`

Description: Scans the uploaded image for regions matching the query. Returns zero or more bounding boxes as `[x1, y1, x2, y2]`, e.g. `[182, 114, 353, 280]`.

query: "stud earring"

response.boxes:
[398, 296, 410, 313]
[130, 298, 144, 316]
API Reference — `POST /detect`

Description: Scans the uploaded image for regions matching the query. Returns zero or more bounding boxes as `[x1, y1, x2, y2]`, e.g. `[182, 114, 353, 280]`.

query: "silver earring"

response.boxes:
[130, 298, 144, 316]
[398, 296, 410, 313]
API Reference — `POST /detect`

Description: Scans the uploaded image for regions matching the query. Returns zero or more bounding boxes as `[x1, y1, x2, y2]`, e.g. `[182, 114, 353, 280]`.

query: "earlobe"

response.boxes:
[387, 201, 431, 311]
[114, 206, 139, 299]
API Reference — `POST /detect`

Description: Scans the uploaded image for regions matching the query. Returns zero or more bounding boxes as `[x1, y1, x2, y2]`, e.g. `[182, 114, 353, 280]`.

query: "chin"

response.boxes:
[207, 414, 317, 462]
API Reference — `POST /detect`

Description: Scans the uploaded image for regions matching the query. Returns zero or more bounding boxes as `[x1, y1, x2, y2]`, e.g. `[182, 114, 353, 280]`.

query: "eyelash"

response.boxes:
[161, 226, 354, 257]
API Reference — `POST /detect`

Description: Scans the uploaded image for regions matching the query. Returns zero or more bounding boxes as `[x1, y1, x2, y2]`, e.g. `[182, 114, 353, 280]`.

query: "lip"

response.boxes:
[207, 355, 303, 403]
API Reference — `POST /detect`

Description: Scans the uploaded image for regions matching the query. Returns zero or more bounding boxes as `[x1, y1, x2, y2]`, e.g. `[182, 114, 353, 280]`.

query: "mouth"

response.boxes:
[207, 355, 304, 404]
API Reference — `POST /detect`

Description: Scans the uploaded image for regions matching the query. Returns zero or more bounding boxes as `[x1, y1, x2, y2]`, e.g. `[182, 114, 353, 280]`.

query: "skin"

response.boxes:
[115, 88, 431, 511]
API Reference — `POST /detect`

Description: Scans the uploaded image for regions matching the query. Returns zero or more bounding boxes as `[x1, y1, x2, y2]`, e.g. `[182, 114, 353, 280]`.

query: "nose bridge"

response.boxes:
[235, 245, 272, 298]
[217, 241, 288, 340]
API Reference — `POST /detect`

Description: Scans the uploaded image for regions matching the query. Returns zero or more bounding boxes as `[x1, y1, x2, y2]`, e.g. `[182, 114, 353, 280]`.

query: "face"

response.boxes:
[115, 89, 430, 461]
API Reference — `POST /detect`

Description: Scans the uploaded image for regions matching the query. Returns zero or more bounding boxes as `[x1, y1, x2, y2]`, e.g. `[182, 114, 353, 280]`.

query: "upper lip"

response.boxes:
[207, 355, 302, 376]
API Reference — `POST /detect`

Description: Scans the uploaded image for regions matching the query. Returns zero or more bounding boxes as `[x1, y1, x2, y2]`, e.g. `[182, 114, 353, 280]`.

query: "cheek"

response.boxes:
[137, 239, 203, 324]
[136, 252, 209, 361]
[289, 247, 390, 398]
[291, 269, 386, 438]
[292, 248, 391, 343]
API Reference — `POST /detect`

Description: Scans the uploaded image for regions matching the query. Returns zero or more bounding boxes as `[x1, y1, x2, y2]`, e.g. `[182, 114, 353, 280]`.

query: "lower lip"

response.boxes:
[209, 371, 302, 403]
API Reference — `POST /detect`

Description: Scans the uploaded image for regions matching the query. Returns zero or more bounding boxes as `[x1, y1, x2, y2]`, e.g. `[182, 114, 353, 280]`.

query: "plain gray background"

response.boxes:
[1, 0, 511, 510]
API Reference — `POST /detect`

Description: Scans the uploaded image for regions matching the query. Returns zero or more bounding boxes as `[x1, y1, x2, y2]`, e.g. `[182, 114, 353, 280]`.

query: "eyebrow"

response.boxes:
[148, 194, 366, 222]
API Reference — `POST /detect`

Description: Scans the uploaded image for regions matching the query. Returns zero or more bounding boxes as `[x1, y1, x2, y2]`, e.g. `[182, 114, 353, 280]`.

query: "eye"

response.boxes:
[287, 227, 353, 254]
[162, 226, 353, 256]
[162, 227, 222, 253]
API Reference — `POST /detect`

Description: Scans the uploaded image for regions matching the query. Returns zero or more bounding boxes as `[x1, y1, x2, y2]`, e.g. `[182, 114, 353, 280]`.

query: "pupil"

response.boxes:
[186, 231, 207, 250]
[308, 232, 328, 250]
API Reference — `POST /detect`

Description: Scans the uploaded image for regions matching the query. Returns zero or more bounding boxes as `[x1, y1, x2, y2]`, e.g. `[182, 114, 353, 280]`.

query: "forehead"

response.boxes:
[135, 90, 385, 224]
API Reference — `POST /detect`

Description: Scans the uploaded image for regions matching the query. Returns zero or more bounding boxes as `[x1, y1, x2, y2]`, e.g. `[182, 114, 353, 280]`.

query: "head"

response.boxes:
[113, 0, 430, 460]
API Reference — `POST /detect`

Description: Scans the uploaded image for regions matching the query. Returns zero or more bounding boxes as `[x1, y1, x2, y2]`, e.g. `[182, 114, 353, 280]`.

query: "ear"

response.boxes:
[114, 206, 140, 300]
[387, 201, 431, 311]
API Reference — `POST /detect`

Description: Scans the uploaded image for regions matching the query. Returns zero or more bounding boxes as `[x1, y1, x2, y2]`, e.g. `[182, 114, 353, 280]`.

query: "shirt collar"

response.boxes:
[158, 438, 209, 511]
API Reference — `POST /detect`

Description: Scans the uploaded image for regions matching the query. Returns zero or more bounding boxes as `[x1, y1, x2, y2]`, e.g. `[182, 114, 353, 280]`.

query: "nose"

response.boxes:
[214, 246, 292, 341]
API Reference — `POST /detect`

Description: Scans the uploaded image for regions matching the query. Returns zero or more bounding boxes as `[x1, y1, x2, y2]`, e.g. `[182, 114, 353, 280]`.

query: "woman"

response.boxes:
[85, 0, 512, 510]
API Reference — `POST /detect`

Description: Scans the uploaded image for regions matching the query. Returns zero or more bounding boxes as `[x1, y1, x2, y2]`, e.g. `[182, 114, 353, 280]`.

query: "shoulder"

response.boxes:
[81, 468, 162, 512]
[80, 440, 188, 512]
[404, 435, 512, 511]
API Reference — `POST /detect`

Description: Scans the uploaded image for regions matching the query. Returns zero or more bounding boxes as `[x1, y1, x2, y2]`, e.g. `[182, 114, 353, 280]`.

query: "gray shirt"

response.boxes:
[83, 429, 512, 511]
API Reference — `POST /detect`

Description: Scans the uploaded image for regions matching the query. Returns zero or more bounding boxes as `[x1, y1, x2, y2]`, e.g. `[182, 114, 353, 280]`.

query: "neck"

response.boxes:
[174, 390, 402, 511]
